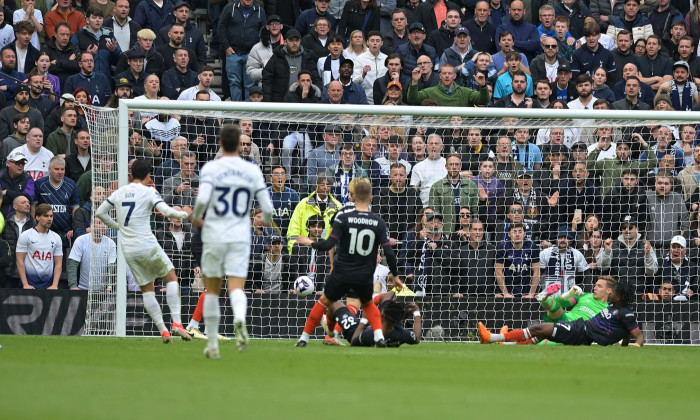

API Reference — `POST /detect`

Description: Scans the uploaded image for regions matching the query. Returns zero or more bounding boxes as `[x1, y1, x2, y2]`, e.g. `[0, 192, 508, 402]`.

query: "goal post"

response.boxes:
[81, 98, 700, 343]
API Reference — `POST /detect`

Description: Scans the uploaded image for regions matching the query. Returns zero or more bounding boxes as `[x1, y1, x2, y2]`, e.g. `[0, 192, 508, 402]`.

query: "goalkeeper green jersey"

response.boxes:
[566, 293, 608, 321]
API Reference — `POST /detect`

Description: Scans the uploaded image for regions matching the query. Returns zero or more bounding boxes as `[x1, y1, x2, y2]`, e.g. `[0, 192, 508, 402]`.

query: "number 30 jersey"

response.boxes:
[330, 207, 391, 283]
[105, 183, 164, 245]
[197, 156, 272, 244]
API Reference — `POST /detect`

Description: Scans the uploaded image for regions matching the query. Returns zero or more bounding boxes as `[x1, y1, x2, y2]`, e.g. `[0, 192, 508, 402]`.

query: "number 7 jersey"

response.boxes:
[105, 183, 165, 245]
[197, 156, 270, 244]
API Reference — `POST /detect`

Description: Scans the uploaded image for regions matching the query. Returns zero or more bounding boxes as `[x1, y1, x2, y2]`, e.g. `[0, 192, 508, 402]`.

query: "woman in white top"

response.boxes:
[343, 30, 366, 60]
[13, 0, 44, 50]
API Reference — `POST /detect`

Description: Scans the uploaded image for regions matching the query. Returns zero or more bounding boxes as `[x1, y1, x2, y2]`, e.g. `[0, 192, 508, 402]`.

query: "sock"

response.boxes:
[165, 281, 182, 325]
[142, 291, 166, 333]
[229, 288, 247, 325]
[302, 300, 328, 336]
[541, 296, 560, 312]
[203, 293, 220, 349]
[300, 331, 310, 342]
[501, 328, 531, 342]
[531, 337, 540, 344]
[362, 302, 384, 342]
[187, 292, 206, 329]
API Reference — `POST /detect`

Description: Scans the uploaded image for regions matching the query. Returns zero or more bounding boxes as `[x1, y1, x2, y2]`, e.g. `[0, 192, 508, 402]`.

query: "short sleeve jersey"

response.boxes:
[105, 183, 163, 245]
[539, 246, 589, 294]
[495, 240, 540, 295]
[584, 305, 640, 346]
[16, 145, 54, 181]
[16, 228, 63, 288]
[329, 206, 391, 283]
[35, 176, 80, 234]
[68, 234, 117, 290]
[198, 156, 268, 244]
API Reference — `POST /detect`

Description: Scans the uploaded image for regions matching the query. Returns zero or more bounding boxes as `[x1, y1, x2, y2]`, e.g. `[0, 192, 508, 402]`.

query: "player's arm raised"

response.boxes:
[95, 199, 119, 230]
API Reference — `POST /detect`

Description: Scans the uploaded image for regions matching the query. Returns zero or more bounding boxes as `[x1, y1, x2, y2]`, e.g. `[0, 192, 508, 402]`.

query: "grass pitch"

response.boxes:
[1, 336, 697, 420]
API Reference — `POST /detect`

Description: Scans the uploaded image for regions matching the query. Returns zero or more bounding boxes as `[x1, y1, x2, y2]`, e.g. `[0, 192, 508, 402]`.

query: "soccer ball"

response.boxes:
[294, 276, 315, 297]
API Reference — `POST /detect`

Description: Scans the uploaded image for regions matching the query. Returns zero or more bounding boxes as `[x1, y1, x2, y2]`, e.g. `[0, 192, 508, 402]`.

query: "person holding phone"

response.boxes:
[162, 150, 199, 212]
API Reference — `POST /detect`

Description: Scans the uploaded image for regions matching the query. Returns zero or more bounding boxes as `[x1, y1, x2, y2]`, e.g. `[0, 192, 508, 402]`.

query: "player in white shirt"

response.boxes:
[16, 204, 63, 289]
[191, 124, 274, 359]
[96, 159, 193, 343]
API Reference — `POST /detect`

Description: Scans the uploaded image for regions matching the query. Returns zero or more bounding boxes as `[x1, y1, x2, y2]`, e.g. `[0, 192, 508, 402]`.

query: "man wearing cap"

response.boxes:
[426, 8, 461, 58]
[353, 30, 387, 104]
[600, 215, 658, 291]
[645, 171, 688, 252]
[655, 235, 696, 300]
[654, 61, 699, 111]
[105, 77, 134, 108]
[539, 226, 589, 295]
[0, 85, 43, 141]
[495, 1, 539, 62]
[295, 0, 337, 37]
[155, 22, 199, 73]
[156, 1, 207, 64]
[464, 2, 497, 54]
[397, 22, 438, 78]
[549, 62, 577, 103]
[0, 150, 34, 216]
[605, 0, 653, 43]
[262, 29, 322, 102]
[247, 15, 285, 85]
[104, 0, 142, 53]
[307, 125, 340, 187]
[114, 49, 147, 97]
[405, 211, 456, 296]
[160, 49, 197, 100]
[439, 26, 476, 85]
[320, 58, 368, 104]
[218, 0, 266, 102]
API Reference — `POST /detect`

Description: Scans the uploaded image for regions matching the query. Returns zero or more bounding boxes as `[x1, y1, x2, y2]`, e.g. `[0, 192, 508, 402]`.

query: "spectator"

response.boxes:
[12, 0, 44, 51]
[495, 222, 540, 298]
[380, 8, 408, 55]
[67, 218, 121, 290]
[44, 0, 86, 38]
[247, 15, 284, 85]
[374, 133, 411, 181]
[511, 127, 542, 170]
[115, 49, 147, 96]
[396, 22, 438, 78]
[454, 128, 494, 173]
[455, 218, 495, 296]
[219, 0, 266, 102]
[251, 233, 290, 294]
[13, 126, 52, 181]
[354, 136, 381, 192]
[64, 128, 91, 183]
[531, 79, 552, 108]
[262, 29, 321, 102]
[460, 51, 498, 91]
[16, 203, 63, 289]
[426, 7, 461, 58]
[488, 0, 509, 28]
[0, 10, 13, 50]
[493, 54, 534, 100]
[611, 30, 638, 83]
[439, 26, 476, 79]
[493, 135, 521, 189]
[283, 69, 322, 103]
[590, 66, 616, 102]
[601, 168, 648, 237]
[678, 144, 700, 202]
[599, 214, 658, 291]
[586, 125, 617, 161]
[677, 124, 697, 167]
[553, 0, 590, 40]
[337, 0, 380, 41]
[655, 235, 696, 299]
[7, 21, 39, 75]
[472, 159, 505, 232]
[286, 175, 341, 253]
[63, 51, 112, 106]
[648, 0, 684, 39]
[404, 211, 455, 295]
[645, 171, 689, 252]
[0, 113, 29, 165]
[115, 28, 164, 79]
[495, 1, 539, 62]
[661, 20, 686, 59]
[587, 134, 656, 197]
[640, 125, 685, 174]
[302, 16, 331, 59]
[34, 51, 60, 105]
[45, 107, 77, 157]
[654, 61, 699, 111]
[539, 226, 590, 292]
[352, 30, 386, 104]
[103, 0, 141, 52]
[637, 35, 672, 92]
[35, 156, 79, 248]
[411, 54, 439, 90]
[605, 0, 652, 43]
[428, 154, 479, 233]
[317, 33, 346, 85]
[176, 65, 219, 101]
[675, 37, 700, 83]
[267, 165, 300, 237]
[557, 161, 602, 227]
[41, 22, 80, 89]
[372, 53, 409, 105]
[415, 0, 461, 36]
[156, 205, 194, 281]
[464, 1, 497, 54]
[500, 167, 552, 242]
[373, 162, 419, 245]
[567, 74, 596, 109]
[307, 124, 340, 186]
[325, 142, 368, 204]
[0, 48, 27, 105]
[0, 85, 43, 141]
[295, 0, 337, 37]
[152, 136, 187, 191]
[407, 62, 488, 106]
[530, 37, 570, 83]
[71, 185, 105, 240]
[133, 0, 173, 34]
[570, 22, 616, 83]
[71, 8, 121, 82]
[0, 149, 34, 214]
[289, 215, 331, 292]
[26, 72, 55, 117]
[491, 30, 528, 70]
[410, 134, 447, 205]
[157, 1, 207, 64]
[155, 22, 198, 74]
[549, 62, 577, 102]
[612, 64, 655, 107]
[1, 194, 34, 287]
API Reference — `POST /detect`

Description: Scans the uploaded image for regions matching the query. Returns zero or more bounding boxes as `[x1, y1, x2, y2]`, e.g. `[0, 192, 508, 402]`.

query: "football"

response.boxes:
[294, 276, 315, 297]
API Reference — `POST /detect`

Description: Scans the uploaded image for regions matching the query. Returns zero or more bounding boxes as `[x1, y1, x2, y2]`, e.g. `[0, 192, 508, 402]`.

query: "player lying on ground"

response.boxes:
[479, 281, 644, 347]
[324, 291, 421, 347]
[96, 158, 192, 343]
[191, 124, 275, 359]
[294, 179, 403, 347]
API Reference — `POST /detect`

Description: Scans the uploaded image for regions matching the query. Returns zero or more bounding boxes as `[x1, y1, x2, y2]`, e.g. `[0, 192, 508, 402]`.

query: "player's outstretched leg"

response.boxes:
[362, 301, 386, 347]
[479, 322, 553, 344]
[187, 291, 207, 339]
[163, 270, 191, 341]
[228, 276, 249, 352]
[140, 285, 171, 343]
[536, 282, 561, 302]
[297, 297, 331, 347]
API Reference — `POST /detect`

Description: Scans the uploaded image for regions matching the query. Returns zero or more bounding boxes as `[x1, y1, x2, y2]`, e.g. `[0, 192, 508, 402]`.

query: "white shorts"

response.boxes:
[123, 245, 174, 286]
[201, 242, 250, 279]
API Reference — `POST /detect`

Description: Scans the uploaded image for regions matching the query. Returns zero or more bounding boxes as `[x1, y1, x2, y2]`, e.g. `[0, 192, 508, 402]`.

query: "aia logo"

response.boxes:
[32, 250, 53, 260]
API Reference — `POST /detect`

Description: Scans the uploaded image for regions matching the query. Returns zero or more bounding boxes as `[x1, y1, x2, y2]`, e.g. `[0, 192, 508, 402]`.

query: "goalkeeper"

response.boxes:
[510, 276, 616, 345]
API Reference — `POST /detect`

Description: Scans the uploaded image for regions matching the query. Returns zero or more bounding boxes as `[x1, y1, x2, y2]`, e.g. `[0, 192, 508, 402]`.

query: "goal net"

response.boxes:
[83, 100, 700, 344]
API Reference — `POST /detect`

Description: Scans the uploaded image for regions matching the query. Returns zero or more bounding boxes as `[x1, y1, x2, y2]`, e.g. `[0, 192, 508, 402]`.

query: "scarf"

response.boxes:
[323, 52, 345, 81]
[670, 80, 693, 111]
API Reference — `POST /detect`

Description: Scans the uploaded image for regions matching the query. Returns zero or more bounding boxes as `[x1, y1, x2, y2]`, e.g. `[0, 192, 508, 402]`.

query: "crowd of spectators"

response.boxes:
[0, 0, 698, 303]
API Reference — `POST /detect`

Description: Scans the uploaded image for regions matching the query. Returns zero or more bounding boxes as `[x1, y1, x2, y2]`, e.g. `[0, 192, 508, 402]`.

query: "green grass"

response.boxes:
[1, 336, 698, 419]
